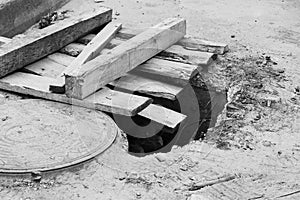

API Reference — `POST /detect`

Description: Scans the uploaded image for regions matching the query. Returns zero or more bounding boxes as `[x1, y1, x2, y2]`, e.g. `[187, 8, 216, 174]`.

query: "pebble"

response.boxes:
[94, 0, 104, 2]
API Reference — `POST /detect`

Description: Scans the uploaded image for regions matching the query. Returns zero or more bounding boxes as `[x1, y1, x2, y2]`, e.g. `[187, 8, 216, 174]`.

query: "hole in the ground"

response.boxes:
[109, 83, 228, 156]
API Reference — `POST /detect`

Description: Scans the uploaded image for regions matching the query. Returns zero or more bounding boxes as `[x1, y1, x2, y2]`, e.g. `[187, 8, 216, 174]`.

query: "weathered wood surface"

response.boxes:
[66, 22, 122, 72]
[116, 28, 228, 54]
[77, 35, 215, 67]
[0, 0, 70, 37]
[23, 58, 66, 79]
[0, 73, 152, 116]
[64, 18, 186, 99]
[138, 104, 186, 129]
[109, 73, 183, 100]
[0, 7, 112, 78]
[1, 72, 64, 93]
[48, 52, 75, 67]
[131, 58, 199, 86]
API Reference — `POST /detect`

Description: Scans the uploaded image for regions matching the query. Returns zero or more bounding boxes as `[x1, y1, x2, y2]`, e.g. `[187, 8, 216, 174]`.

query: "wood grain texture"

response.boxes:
[0, 0, 70, 37]
[1, 72, 64, 92]
[65, 22, 122, 72]
[47, 52, 75, 66]
[23, 58, 66, 79]
[116, 27, 228, 54]
[0, 73, 152, 116]
[64, 18, 186, 99]
[138, 104, 186, 129]
[0, 7, 112, 78]
[131, 58, 199, 86]
[77, 35, 215, 67]
[109, 73, 183, 100]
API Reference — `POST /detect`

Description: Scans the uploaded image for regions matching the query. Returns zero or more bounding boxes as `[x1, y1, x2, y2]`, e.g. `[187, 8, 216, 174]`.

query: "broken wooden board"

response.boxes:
[0, 7, 112, 78]
[0, 72, 152, 116]
[138, 104, 186, 129]
[64, 18, 186, 99]
[131, 58, 199, 86]
[0, 0, 70, 37]
[109, 73, 183, 100]
[66, 22, 122, 71]
[116, 28, 228, 55]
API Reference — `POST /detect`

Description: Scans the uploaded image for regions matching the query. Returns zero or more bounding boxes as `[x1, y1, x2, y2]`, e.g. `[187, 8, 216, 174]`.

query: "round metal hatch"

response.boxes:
[0, 99, 118, 173]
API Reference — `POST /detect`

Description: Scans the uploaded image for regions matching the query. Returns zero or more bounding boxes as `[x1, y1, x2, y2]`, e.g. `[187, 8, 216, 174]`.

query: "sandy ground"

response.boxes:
[0, 0, 300, 199]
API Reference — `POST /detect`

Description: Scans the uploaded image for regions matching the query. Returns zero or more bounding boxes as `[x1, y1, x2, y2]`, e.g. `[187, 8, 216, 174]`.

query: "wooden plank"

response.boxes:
[23, 58, 66, 79]
[0, 7, 112, 78]
[77, 35, 215, 67]
[138, 104, 186, 129]
[177, 37, 229, 55]
[158, 45, 215, 67]
[0, 73, 152, 116]
[66, 22, 122, 71]
[1, 72, 64, 93]
[48, 52, 75, 66]
[64, 18, 186, 99]
[109, 73, 183, 100]
[0, 0, 70, 37]
[131, 58, 199, 86]
[116, 27, 228, 54]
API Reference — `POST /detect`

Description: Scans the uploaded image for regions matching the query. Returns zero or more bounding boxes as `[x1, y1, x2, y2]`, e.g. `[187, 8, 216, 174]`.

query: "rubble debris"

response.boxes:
[38, 10, 73, 29]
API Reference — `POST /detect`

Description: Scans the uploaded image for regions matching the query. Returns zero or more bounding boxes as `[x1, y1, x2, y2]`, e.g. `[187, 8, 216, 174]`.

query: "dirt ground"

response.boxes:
[0, 0, 300, 199]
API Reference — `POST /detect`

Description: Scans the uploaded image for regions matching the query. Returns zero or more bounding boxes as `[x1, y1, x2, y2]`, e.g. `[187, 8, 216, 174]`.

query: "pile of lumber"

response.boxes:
[0, 8, 228, 152]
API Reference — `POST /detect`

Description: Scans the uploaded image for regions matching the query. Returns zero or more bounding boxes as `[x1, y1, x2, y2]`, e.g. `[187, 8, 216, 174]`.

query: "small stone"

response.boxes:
[115, 12, 120, 16]
[155, 154, 166, 162]
[94, 0, 104, 2]
[231, 35, 235, 38]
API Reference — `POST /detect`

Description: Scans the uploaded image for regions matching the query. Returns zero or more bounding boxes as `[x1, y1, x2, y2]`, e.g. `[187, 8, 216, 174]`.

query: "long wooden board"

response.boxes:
[0, 7, 112, 78]
[77, 35, 215, 67]
[64, 18, 186, 99]
[0, 72, 152, 116]
[109, 73, 183, 100]
[116, 28, 229, 55]
[132, 58, 199, 86]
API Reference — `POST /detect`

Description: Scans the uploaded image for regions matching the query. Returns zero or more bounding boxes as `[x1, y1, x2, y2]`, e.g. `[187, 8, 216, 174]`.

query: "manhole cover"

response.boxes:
[0, 99, 118, 173]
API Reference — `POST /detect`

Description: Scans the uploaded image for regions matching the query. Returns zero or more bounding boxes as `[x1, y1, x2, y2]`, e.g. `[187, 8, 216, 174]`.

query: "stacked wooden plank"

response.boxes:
[0, 10, 228, 151]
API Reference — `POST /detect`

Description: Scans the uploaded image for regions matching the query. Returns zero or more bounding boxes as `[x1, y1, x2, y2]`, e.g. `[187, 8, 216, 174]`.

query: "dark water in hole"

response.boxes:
[110, 85, 228, 156]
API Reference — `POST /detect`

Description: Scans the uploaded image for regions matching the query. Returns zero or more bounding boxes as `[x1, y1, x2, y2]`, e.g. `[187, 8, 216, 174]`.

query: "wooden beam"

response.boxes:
[0, 72, 152, 116]
[109, 73, 183, 100]
[138, 104, 186, 129]
[64, 18, 186, 99]
[131, 58, 199, 86]
[65, 22, 122, 71]
[116, 27, 228, 54]
[0, 0, 70, 37]
[77, 35, 215, 67]
[0, 7, 112, 78]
